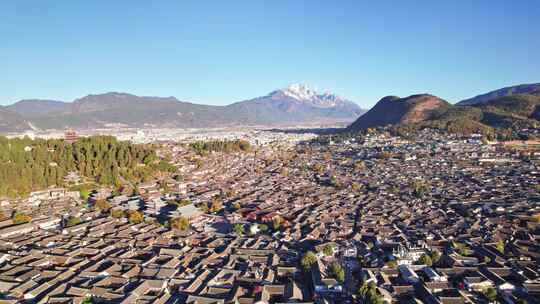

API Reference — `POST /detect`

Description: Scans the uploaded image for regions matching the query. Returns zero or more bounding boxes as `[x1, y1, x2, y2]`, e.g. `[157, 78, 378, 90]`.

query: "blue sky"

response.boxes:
[1, 1, 539, 107]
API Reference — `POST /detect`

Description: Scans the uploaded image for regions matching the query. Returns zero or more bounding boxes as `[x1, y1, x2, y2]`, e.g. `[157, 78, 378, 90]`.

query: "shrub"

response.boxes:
[66, 216, 82, 227]
[127, 210, 143, 224]
[301, 251, 317, 270]
[170, 216, 190, 231]
[12, 212, 31, 224]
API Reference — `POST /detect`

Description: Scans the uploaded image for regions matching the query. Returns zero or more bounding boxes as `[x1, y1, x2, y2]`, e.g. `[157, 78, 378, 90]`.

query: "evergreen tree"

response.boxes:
[0, 136, 171, 198]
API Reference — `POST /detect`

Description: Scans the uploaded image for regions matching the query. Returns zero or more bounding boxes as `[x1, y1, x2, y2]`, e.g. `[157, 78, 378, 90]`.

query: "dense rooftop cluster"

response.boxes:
[0, 129, 539, 303]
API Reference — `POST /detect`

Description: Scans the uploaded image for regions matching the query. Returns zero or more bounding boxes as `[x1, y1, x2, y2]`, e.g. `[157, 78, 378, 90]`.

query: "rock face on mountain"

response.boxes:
[457, 83, 540, 106]
[0, 85, 364, 132]
[347, 94, 450, 131]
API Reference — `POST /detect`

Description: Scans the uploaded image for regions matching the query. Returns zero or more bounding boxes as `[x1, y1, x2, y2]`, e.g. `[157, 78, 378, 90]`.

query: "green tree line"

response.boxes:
[0, 136, 173, 198]
[189, 139, 251, 154]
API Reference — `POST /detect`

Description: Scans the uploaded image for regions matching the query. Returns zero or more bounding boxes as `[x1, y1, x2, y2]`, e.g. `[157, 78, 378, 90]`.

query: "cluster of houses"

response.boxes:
[0, 129, 539, 303]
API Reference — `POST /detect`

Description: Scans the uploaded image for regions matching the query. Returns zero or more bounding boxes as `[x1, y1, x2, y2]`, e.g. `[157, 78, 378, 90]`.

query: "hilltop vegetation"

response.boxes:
[350, 90, 540, 140]
[424, 93, 540, 138]
[348, 94, 450, 131]
[0, 136, 174, 198]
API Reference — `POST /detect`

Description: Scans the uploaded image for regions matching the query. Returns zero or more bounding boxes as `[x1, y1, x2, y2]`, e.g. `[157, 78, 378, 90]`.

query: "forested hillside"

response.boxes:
[0, 136, 174, 198]
[348, 91, 540, 140]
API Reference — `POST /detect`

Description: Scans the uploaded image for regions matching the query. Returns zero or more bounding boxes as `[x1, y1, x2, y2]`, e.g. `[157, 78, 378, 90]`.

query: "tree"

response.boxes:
[358, 281, 370, 298]
[417, 254, 433, 266]
[313, 163, 324, 175]
[127, 210, 143, 224]
[95, 199, 111, 213]
[12, 212, 31, 224]
[170, 216, 190, 231]
[357, 256, 369, 268]
[385, 260, 397, 269]
[429, 250, 441, 264]
[411, 180, 429, 198]
[351, 183, 363, 193]
[358, 281, 384, 304]
[484, 287, 497, 302]
[189, 139, 251, 154]
[259, 224, 269, 232]
[210, 198, 223, 213]
[0, 136, 169, 198]
[301, 251, 317, 270]
[82, 296, 94, 304]
[322, 244, 335, 257]
[496, 239, 505, 254]
[272, 216, 283, 231]
[170, 199, 191, 207]
[111, 209, 124, 218]
[233, 223, 244, 236]
[79, 189, 90, 201]
[225, 190, 236, 199]
[195, 159, 203, 169]
[453, 242, 473, 256]
[368, 294, 385, 304]
[199, 203, 209, 213]
[66, 216, 82, 227]
[329, 262, 345, 283]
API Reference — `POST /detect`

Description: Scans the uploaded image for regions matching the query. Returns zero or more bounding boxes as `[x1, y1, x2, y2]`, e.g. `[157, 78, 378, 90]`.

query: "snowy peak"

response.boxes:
[270, 84, 354, 108]
[279, 84, 318, 101]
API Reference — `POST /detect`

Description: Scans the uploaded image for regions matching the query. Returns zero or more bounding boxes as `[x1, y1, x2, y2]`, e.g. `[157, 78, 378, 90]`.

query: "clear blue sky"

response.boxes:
[1, 1, 539, 107]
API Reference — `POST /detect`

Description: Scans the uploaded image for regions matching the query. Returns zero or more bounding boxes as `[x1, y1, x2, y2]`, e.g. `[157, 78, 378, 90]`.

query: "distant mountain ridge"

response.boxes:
[0, 85, 364, 132]
[457, 83, 540, 106]
[7, 99, 70, 118]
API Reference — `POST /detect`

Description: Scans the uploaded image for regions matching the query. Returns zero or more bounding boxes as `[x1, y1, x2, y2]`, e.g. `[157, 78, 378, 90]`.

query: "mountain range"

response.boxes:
[348, 83, 540, 136]
[0, 84, 365, 132]
[3, 82, 540, 135]
[457, 83, 540, 106]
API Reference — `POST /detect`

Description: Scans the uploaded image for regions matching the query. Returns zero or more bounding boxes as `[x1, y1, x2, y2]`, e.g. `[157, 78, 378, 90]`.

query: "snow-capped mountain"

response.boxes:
[268, 84, 359, 109]
[1, 84, 365, 131]
[279, 84, 319, 101]
[225, 84, 365, 124]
